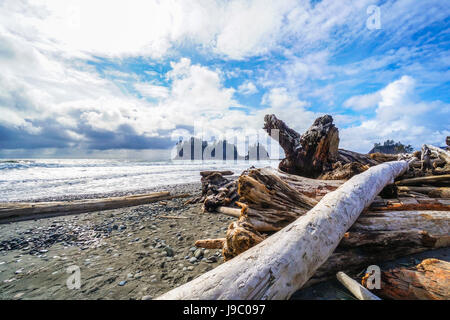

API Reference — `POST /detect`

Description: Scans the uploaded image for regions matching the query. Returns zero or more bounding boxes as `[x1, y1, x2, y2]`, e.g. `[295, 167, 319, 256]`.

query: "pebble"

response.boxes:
[142, 295, 152, 300]
[189, 257, 197, 264]
[14, 292, 24, 299]
[118, 281, 127, 286]
[194, 249, 203, 259]
[163, 246, 174, 257]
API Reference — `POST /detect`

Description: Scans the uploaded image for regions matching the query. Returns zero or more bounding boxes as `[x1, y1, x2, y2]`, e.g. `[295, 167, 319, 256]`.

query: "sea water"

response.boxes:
[0, 159, 279, 202]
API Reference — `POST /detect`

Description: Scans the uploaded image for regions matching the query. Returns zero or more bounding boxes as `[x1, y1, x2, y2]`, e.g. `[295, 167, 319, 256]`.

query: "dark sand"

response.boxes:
[0, 182, 448, 300]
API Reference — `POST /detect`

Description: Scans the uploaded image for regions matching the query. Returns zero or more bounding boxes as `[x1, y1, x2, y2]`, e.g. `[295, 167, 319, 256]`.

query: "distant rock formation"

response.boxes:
[173, 138, 270, 160]
[368, 140, 413, 154]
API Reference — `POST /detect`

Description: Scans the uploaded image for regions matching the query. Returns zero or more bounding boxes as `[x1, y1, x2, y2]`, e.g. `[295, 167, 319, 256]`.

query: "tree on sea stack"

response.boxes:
[157, 160, 409, 300]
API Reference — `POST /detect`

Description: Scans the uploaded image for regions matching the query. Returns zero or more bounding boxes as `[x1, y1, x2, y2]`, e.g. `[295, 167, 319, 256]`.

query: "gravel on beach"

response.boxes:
[0, 182, 233, 300]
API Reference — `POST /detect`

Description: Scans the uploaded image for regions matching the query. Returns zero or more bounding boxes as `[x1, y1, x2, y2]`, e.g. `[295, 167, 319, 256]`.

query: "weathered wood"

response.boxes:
[157, 215, 189, 219]
[263, 114, 379, 179]
[362, 259, 450, 300]
[425, 144, 450, 164]
[264, 114, 339, 178]
[215, 206, 241, 218]
[397, 186, 450, 198]
[157, 161, 409, 300]
[0, 192, 188, 223]
[201, 172, 239, 212]
[305, 210, 450, 286]
[336, 272, 381, 300]
[195, 238, 226, 249]
[396, 174, 450, 186]
[368, 200, 450, 211]
[200, 170, 234, 177]
[421, 145, 432, 172]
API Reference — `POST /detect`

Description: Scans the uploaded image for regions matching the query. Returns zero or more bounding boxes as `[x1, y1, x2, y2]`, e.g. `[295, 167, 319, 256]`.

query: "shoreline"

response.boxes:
[1, 182, 203, 203]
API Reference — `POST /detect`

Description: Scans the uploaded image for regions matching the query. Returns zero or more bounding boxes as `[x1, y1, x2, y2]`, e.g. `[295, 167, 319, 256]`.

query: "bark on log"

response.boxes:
[157, 161, 409, 300]
[362, 258, 450, 300]
[0, 192, 188, 223]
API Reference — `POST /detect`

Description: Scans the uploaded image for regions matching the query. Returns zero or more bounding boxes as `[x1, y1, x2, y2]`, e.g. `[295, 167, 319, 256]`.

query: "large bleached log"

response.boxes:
[157, 161, 409, 300]
[0, 192, 188, 223]
[362, 259, 450, 300]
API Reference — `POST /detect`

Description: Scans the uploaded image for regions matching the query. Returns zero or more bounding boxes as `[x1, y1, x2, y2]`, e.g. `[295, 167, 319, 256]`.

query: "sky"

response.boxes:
[0, 0, 449, 159]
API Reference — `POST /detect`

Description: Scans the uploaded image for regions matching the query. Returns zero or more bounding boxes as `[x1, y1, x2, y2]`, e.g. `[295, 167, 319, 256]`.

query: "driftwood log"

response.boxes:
[0, 192, 188, 223]
[157, 161, 409, 299]
[307, 209, 450, 286]
[263, 114, 378, 179]
[362, 258, 450, 300]
[397, 186, 450, 198]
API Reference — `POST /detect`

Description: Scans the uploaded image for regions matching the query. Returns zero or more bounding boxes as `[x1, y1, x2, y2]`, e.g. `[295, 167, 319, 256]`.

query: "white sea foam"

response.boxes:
[0, 159, 279, 202]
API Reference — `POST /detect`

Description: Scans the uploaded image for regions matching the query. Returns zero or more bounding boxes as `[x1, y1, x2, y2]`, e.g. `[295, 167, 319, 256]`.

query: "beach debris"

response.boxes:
[263, 114, 378, 179]
[362, 258, 450, 300]
[157, 160, 410, 299]
[336, 271, 381, 300]
[0, 191, 189, 224]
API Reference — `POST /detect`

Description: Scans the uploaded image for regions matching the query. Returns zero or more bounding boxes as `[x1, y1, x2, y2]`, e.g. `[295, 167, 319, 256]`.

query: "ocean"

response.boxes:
[0, 159, 279, 202]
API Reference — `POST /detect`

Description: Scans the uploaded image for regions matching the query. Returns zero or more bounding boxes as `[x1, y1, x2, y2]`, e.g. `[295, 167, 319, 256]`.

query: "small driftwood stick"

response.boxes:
[195, 238, 226, 249]
[158, 215, 189, 219]
[336, 271, 381, 300]
[215, 206, 241, 218]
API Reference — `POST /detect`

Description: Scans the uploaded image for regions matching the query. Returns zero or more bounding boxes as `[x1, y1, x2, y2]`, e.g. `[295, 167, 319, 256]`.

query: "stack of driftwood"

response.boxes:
[158, 114, 449, 300]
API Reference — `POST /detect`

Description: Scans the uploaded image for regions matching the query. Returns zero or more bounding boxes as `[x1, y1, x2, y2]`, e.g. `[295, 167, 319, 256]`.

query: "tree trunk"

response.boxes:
[0, 192, 187, 223]
[157, 161, 409, 300]
[263, 114, 379, 179]
[305, 210, 449, 286]
[362, 259, 450, 300]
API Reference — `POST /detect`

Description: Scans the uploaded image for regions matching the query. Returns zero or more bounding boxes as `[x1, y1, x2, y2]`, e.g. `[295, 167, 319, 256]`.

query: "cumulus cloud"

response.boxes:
[237, 81, 258, 95]
[340, 76, 450, 152]
[343, 92, 382, 110]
